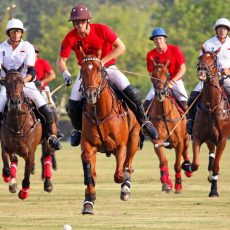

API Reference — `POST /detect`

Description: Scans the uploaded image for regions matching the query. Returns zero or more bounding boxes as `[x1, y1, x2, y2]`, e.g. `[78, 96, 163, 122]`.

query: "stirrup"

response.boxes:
[141, 121, 158, 139]
[71, 129, 81, 146]
[48, 135, 62, 150]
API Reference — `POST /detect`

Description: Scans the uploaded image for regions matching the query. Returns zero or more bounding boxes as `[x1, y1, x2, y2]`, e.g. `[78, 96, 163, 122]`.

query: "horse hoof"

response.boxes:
[120, 186, 130, 201]
[209, 190, 219, 197]
[82, 201, 94, 215]
[120, 193, 130, 201]
[44, 179, 53, 193]
[9, 178, 17, 193]
[162, 183, 172, 192]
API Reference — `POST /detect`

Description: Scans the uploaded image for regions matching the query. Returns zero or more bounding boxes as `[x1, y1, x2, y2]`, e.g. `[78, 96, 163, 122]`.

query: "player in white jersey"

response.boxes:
[186, 18, 230, 134]
[0, 18, 61, 150]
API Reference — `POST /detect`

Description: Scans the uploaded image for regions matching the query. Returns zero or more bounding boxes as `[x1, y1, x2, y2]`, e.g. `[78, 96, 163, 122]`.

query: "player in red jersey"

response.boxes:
[56, 4, 158, 146]
[144, 27, 188, 111]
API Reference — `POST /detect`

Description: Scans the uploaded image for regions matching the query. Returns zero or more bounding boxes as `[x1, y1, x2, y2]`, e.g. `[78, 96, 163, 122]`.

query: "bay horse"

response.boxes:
[0, 66, 54, 199]
[147, 60, 192, 193]
[79, 50, 140, 215]
[189, 48, 230, 197]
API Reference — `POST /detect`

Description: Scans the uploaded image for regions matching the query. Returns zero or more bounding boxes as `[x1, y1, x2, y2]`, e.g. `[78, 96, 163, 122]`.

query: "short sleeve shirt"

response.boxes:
[146, 44, 185, 80]
[59, 23, 117, 67]
[201, 35, 230, 70]
[35, 58, 52, 81]
[0, 40, 35, 78]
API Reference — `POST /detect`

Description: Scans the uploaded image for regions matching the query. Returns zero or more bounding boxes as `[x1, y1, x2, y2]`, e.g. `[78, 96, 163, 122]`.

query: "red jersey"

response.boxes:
[60, 24, 117, 67]
[35, 57, 52, 87]
[146, 44, 185, 80]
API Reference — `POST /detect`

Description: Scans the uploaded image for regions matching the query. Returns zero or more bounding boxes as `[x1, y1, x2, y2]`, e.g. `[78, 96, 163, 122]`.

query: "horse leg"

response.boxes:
[18, 157, 32, 200]
[42, 140, 53, 193]
[209, 141, 226, 197]
[120, 129, 139, 201]
[114, 145, 126, 183]
[9, 154, 18, 193]
[174, 143, 184, 194]
[154, 146, 172, 192]
[181, 134, 193, 177]
[191, 138, 201, 172]
[207, 142, 215, 183]
[81, 147, 97, 215]
[120, 168, 131, 201]
[1, 148, 11, 183]
[51, 150, 57, 170]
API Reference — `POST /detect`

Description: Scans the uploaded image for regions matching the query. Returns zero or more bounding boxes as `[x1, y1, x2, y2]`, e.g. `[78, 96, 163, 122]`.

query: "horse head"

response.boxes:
[80, 49, 105, 105]
[196, 46, 219, 82]
[151, 59, 170, 102]
[2, 64, 24, 112]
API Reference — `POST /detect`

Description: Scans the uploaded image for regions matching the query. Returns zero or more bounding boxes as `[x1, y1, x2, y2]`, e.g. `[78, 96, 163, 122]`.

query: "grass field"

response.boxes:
[0, 140, 229, 230]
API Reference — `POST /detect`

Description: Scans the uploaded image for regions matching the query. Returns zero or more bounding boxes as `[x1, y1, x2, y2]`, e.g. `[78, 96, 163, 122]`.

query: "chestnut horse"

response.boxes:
[79, 51, 140, 215]
[189, 48, 230, 197]
[0, 66, 54, 199]
[147, 61, 192, 193]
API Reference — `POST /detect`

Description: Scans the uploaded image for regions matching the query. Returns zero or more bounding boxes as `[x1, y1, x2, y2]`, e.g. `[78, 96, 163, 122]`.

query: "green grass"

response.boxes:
[0, 141, 230, 230]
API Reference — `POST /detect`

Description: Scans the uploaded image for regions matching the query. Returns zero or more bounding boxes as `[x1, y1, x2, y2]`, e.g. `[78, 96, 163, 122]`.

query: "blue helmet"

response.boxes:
[149, 27, 167, 40]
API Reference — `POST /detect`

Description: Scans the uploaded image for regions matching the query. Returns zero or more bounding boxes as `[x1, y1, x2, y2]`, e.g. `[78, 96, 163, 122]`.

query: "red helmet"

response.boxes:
[68, 4, 92, 21]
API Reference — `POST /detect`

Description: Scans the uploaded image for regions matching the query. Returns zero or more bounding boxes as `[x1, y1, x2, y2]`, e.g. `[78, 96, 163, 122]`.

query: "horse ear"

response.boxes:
[96, 49, 102, 59]
[1, 65, 8, 74]
[79, 46, 86, 59]
[18, 63, 24, 73]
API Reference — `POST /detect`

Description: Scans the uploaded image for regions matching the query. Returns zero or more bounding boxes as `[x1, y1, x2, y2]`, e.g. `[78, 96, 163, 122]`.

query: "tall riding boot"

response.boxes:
[66, 99, 84, 146]
[38, 105, 62, 150]
[186, 91, 200, 135]
[122, 85, 158, 139]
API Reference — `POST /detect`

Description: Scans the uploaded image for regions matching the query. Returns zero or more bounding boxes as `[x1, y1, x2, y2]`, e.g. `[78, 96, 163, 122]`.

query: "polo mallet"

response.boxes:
[50, 83, 65, 96]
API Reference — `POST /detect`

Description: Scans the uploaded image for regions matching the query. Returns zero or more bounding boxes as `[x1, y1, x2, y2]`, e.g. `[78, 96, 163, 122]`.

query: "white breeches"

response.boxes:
[145, 79, 188, 101]
[0, 82, 46, 112]
[70, 65, 130, 101]
[194, 78, 230, 95]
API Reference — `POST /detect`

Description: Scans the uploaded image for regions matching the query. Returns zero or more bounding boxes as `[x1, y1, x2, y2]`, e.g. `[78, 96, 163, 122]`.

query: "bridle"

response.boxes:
[80, 57, 107, 98]
[196, 52, 218, 80]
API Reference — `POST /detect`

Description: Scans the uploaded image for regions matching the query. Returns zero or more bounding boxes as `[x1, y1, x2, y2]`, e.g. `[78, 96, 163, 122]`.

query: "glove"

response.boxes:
[63, 70, 72, 86]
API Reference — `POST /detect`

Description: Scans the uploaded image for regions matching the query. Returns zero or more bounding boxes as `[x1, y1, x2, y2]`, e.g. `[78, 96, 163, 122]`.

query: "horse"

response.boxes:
[147, 60, 192, 193]
[79, 50, 140, 215]
[0, 66, 54, 199]
[189, 48, 230, 197]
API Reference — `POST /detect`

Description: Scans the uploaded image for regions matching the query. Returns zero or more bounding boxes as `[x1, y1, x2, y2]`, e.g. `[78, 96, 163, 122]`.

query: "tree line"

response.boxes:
[1, 0, 230, 98]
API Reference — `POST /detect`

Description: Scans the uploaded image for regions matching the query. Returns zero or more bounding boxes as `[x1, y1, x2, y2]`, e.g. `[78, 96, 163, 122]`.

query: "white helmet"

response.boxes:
[214, 18, 230, 30]
[6, 19, 26, 34]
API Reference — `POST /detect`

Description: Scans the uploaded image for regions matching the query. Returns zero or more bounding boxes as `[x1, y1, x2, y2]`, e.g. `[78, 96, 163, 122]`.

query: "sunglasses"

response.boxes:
[73, 20, 88, 25]
[9, 29, 23, 34]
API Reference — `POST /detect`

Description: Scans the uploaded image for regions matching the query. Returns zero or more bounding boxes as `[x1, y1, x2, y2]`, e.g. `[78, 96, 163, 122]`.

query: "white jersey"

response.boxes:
[200, 35, 230, 70]
[0, 39, 35, 78]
